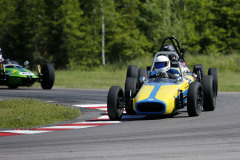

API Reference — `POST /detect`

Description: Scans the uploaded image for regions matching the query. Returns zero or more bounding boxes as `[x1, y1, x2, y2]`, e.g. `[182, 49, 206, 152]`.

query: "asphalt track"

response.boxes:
[0, 88, 240, 160]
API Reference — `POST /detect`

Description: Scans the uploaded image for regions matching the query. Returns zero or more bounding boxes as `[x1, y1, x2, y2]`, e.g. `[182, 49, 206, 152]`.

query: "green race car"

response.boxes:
[0, 50, 54, 89]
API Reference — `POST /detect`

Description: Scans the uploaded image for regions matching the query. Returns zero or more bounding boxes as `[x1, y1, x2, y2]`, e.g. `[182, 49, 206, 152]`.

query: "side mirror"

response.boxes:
[146, 66, 151, 71]
[176, 76, 183, 83]
[24, 61, 29, 68]
[139, 76, 146, 83]
[146, 66, 151, 77]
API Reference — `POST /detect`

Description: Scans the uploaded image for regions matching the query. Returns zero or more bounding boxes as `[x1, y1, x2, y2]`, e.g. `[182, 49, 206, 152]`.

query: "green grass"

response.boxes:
[52, 54, 240, 92]
[218, 71, 240, 92]
[54, 70, 126, 89]
[185, 54, 240, 92]
[0, 98, 81, 129]
[185, 54, 240, 73]
[53, 56, 154, 89]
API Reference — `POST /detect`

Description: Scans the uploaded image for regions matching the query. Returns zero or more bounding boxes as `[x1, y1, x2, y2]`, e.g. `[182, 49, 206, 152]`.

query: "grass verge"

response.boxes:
[185, 54, 240, 92]
[0, 98, 81, 129]
[54, 70, 126, 89]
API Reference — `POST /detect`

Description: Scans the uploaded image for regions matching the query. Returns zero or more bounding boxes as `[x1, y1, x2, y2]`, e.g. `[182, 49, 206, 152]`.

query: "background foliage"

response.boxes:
[0, 0, 239, 69]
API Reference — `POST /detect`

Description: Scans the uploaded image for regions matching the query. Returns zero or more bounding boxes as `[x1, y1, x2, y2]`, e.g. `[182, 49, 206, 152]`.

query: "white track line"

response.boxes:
[97, 115, 109, 119]
[41, 126, 94, 129]
[74, 104, 107, 107]
[73, 121, 121, 124]
[1, 130, 50, 134]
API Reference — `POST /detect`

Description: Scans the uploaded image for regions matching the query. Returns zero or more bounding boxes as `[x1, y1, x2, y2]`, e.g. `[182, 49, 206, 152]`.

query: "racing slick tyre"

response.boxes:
[193, 64, 205, 81]
[107, 86, 124, 121]
[202, 75, 216, 111]
[187, 82, 203, 117]
[126, 65, 138, 79]
[138, 68, 147, 88]
[41, 63, 55, 89]
[125, 77, 138, 114]
[208, 68, 218, 97]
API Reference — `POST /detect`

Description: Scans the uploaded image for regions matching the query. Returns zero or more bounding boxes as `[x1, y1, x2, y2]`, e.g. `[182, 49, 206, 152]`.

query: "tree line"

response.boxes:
[0, 0, 239, 69]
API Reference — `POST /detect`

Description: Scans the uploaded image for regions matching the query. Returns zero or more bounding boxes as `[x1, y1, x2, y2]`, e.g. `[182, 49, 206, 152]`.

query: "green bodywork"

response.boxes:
[2, 65, 39, 87]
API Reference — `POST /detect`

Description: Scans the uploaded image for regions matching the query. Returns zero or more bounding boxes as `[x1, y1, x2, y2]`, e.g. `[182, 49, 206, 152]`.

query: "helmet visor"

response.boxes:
[155, 62, 166, 69]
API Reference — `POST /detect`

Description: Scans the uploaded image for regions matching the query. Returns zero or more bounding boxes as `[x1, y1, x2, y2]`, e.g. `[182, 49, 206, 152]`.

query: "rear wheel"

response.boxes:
[208, 68, 218, 96]
[126, 65, 138, 79]
[125, 77, 138, 114]
[187, 82, 203, 117]
[193, 64, 205, 81]
[202, 75, 216, 111]
[107, 86, 124, 121]
[41, 63, 55, 89]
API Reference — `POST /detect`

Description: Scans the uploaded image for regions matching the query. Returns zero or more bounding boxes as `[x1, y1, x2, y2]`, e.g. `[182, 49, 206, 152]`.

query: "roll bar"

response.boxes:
[159, 37, 182, 55]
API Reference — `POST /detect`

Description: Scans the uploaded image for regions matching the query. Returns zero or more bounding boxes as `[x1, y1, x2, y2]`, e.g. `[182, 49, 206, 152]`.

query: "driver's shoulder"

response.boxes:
[169, 67, 180, 74]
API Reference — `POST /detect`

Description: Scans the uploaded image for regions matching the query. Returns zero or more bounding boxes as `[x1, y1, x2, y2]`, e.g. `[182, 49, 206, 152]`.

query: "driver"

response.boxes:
[163, 44, 175, 52]
[163, 44, 184, 60]
[162, 44, 178, 62]
[151, 55, 180, 79]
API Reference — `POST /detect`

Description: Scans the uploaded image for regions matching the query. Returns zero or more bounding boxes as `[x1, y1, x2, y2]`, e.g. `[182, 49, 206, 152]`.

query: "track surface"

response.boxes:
[0, 88, 240, 160]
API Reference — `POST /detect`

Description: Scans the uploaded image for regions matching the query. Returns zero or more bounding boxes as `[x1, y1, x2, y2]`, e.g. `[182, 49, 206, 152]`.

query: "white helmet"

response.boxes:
[154, 55, 170, 73]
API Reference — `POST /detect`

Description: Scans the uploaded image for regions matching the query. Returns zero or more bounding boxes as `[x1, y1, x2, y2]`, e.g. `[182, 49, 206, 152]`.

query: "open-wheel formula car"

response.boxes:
[107, 37, 218, 120]
[0, 49, 55, 89]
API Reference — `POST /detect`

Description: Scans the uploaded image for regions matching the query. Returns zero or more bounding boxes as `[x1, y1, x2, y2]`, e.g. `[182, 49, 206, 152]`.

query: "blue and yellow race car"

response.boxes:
[107, 37, 218, 120]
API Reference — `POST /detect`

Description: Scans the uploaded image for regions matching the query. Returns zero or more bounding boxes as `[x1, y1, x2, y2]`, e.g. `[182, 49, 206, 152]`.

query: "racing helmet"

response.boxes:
[163, 44, 176, 52]
[154, 55, 170, 73]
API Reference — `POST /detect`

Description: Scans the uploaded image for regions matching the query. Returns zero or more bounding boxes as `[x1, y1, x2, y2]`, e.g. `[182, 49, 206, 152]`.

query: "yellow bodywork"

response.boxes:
[133, 73, 194, 115]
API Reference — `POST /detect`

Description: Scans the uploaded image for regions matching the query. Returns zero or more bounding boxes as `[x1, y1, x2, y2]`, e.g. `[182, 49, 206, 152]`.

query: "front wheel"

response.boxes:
[187, 82, 203, 117]
[41, 63, 55, 89]
[107, 86, 124, 120]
